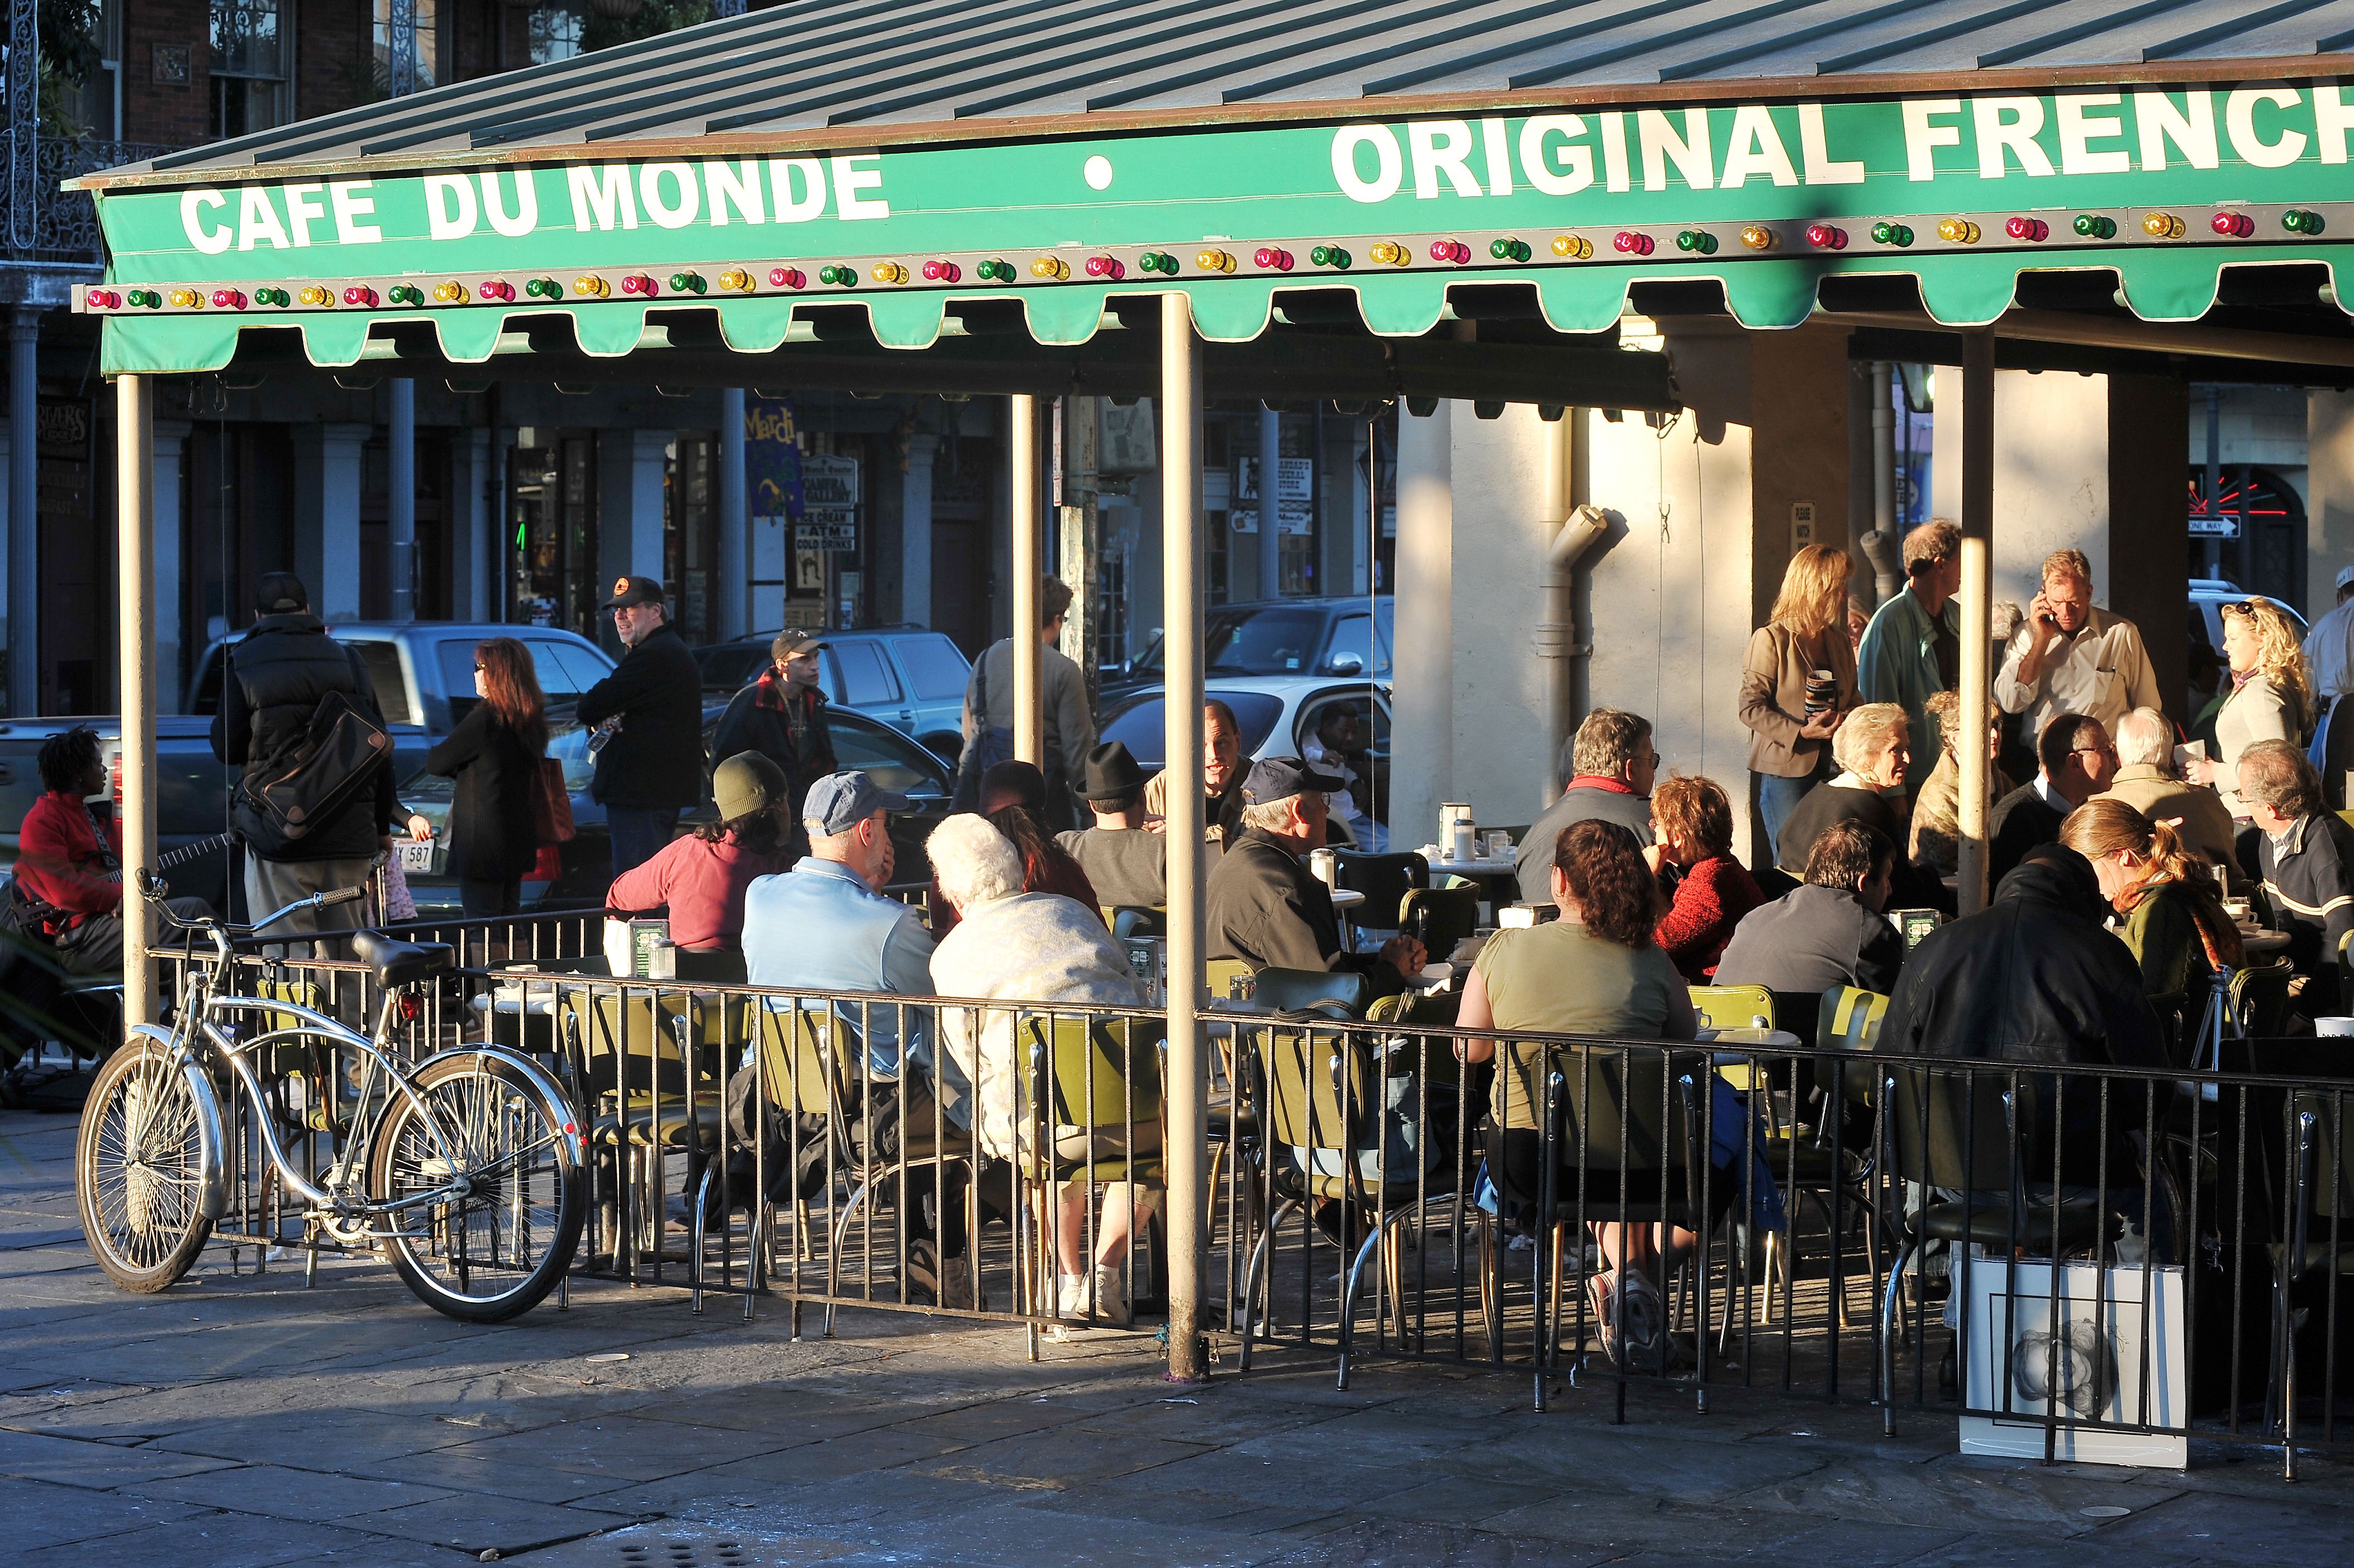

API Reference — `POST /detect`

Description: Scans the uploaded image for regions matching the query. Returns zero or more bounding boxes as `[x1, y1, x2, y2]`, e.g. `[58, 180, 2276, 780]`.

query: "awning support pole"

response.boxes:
[1011, 394, 1043, 766]
[118, 373, 156, 1029]
[388, 378, 416, 622]
[1956, 332, 1995, 916]
[1257, 406, 1281, 597]
[1162, 292, 1207, 1384]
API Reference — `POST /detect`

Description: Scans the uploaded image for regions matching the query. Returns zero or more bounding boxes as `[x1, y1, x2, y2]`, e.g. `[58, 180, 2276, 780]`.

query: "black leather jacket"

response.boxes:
[210, 614, 395, 863]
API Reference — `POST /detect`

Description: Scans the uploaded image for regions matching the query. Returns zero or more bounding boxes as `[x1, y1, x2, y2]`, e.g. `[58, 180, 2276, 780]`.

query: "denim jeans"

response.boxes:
[606, 806, 680, 880]
[1754, 768, 1822, 868]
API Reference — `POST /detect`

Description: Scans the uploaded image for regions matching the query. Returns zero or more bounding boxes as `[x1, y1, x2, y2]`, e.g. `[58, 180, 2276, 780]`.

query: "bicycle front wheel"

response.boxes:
[77, 1039, 216, 1292]
[368, 1051, 585, 1323]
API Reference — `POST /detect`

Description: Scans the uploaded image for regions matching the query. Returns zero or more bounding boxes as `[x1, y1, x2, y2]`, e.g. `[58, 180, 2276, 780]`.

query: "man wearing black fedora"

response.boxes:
[1056, 742, 1167, 911]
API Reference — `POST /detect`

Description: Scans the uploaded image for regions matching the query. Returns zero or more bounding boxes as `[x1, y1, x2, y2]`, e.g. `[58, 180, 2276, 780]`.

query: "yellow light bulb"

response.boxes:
[1550, 234, 1592, 259]
[168, 287, 202, 308]
[719, 267, 753, 293]
[298, 284, 332, 307]
[872, 261, 908, 284]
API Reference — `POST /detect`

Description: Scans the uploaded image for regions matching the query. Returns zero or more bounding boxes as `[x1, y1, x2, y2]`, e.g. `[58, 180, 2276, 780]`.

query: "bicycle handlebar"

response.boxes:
[140, 871, 366, 939]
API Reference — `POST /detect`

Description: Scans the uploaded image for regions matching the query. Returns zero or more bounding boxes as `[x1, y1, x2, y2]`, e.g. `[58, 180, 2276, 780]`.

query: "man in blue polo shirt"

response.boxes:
[740, 770, 974, 1305]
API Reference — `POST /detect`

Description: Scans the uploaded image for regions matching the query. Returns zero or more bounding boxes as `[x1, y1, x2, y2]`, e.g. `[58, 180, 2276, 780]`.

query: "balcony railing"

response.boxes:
[13, 137, 180, 265]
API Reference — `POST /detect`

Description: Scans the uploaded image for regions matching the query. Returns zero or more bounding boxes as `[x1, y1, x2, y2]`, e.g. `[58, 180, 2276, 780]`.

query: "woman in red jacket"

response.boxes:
[1647, 775, 1765, 983]
[605, 752, 795, 976]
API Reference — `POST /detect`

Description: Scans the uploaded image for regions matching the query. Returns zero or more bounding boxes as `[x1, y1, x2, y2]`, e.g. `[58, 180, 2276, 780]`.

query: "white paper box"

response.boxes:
[1958, 1253, 2186, 1469]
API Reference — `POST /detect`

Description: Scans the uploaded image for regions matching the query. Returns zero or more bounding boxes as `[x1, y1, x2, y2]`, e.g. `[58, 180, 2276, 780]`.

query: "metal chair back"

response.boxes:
[1690, 985, 1775, 1032]
[1253, 966, 1369, 1018]
[1331, 849, 1430, 929]
[1400, 886, 1480, 959]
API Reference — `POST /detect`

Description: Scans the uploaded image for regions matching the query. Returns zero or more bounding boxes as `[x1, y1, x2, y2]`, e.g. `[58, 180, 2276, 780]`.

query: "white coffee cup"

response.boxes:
[2318, 1017, 2354, 1038]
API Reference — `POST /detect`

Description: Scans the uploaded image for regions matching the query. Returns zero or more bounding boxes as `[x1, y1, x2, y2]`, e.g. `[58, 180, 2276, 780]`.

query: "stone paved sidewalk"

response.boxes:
[3, 1104, 2348, 1566]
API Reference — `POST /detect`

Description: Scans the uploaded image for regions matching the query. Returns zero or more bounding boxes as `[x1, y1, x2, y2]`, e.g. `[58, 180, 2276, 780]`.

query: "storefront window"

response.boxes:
[373, 0, 440, 91]
[212, 0, 293, 136]
[529, 4, 581, 65]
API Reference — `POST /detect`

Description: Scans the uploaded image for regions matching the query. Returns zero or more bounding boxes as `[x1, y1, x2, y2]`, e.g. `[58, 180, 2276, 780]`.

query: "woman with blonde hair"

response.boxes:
[1739, 543, 1858, 866]
[2188, 595, 2314, 818]
[1909, 688, 2014, 874]
[2058, 796, 2242, 1001]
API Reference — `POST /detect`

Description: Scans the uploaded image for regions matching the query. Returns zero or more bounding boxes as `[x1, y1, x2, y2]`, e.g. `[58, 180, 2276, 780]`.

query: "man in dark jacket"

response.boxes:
[210, 572, 395, 957]
[1882, 847, 2163, 1071]
[1206, 758, 1424, 990]
[710, 628, 836, 854]
[578, 576, 705, 877]
[1987, 712, 2114, 886]
[1714, 819, 1905, 1005]
[2240, 738, 2354, 1018]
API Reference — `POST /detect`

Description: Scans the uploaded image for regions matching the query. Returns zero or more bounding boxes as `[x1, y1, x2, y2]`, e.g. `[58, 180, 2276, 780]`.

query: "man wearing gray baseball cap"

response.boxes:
[739, 769, 976, 1306]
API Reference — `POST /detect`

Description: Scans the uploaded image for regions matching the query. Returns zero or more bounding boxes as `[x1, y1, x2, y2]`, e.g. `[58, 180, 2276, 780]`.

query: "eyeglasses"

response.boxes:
[2229, 599, 2263, 616]
[2071, 744, 2117, 761]
[473, 664, 485, 672]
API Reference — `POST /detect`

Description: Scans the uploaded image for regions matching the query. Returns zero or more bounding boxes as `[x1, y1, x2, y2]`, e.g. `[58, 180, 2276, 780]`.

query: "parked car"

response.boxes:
[398, 702, 954, 915]
[1103, 595, 1393, 707]
[693, 626, 972, 766]
[1096, 676, 1392, 845]
[0, 623, 616, 913]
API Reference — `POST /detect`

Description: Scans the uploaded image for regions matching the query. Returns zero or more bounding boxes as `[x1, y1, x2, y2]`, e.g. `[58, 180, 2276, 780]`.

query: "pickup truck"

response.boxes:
[0, 622, 616, 911]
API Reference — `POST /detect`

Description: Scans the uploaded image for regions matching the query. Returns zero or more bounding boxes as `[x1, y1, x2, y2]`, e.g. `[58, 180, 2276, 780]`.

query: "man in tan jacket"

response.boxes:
[2100, 706, 2237, 876]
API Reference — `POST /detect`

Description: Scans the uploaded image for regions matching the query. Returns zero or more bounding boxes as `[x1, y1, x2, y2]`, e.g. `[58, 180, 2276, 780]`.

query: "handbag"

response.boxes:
[529, 757, 576, 845]
[236, 690, 392, 850]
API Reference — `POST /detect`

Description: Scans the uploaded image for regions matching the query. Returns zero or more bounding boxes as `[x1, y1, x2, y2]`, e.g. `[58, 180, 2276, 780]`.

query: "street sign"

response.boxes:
[795, 521, 858, 552]
[2188, 514, 2240, 539]
[801, 454, 859, 509]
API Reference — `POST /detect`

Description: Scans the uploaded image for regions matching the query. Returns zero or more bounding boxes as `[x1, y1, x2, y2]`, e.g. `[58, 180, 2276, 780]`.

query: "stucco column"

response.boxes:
[1387, 400, 1453, 851]
[2308, 392, 2354, 625]
[600, 428, 672, 611]
[7, 308, 35, 714]
[719, 388, 748, 640]
[388, 379, 416, 621]
[292, 423, 371, 621]
[447, 426, 493, 621]
[900, 430, 938, 626]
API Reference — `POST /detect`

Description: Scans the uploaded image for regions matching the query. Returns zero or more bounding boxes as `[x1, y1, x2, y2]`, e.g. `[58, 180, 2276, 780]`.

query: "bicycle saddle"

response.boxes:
[350, 929, 454, 989]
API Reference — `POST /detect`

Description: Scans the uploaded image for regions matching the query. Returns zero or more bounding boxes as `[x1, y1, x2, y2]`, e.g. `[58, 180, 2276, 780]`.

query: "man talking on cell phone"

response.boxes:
[1995, 548, 2163, 745]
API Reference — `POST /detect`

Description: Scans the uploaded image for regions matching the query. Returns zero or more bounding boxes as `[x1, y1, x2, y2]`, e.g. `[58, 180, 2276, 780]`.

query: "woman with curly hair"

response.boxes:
[1646, 775, 1764, 982]
[2188, 595, 2314, 819]
[2060, 796, 2243, 1003]
[1457, 818, 1702, 1366]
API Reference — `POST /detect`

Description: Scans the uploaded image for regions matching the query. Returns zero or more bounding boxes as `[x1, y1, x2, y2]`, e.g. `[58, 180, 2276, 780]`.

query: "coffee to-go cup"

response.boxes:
[1804, 669, 1837, 718]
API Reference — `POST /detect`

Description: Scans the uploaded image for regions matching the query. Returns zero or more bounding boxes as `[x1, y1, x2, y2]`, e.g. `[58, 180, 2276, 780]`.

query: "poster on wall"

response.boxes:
[745, 399, 805, 524]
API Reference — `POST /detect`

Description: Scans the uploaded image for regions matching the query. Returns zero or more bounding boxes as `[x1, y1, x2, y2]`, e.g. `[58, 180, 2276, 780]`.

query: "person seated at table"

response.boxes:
[1143, 698, 1250, 854]
[1645, 775, 1764, 982]
[1055, 742, 1166, 913]
[1909, 689, 2013, 876]
[2099, 706, 2237, 876]
[1304, 704, 1382, 852]
[1205, 757, 1424, 991]
[1715, 820, 1905, 1001]
[605, 752, 795, 973]
[1458, 819, 1756, 1369]
[741, 771, 975, 1307]
[1775, 702, 1947, 914]
[934, 760, 1099, 935]
[11, 724, 211, 977]
[2239, 739, 2354, 1016]
[1881, 844, 2164, 1071]
[1988, 712, 2117, 887]
[928, 814, 1151, 1331]
[1515, 707, 1656, 906]
[2058, 797, 2242, 1008]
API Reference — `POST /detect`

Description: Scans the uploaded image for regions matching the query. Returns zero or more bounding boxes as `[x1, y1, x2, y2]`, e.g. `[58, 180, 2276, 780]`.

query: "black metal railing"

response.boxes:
[136, 926, 2354, 1476]
[18, 138, 180, 263]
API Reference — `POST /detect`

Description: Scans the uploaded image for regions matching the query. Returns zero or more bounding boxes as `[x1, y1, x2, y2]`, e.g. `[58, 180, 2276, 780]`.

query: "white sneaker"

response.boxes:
[1091, 1263, 1133, 1327]
[1055, 1273, 1089, 1323]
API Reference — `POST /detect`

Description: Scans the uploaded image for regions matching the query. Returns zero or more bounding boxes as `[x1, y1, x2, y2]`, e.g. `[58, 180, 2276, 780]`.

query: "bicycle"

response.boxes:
[74, 875, 587, 1322]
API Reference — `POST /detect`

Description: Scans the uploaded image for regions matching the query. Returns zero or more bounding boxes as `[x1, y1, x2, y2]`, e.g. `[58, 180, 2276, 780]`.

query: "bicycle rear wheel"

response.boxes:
[368, 1049, 584, 1323]
[77, 1039, 215, 1292]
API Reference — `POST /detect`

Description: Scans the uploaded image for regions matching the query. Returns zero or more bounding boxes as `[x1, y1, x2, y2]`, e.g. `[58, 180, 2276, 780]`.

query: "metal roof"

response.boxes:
[131, 0, 2354, 179]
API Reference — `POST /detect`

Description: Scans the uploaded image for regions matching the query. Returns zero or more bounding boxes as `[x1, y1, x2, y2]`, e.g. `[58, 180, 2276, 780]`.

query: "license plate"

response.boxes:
[397, 840, 439, 874]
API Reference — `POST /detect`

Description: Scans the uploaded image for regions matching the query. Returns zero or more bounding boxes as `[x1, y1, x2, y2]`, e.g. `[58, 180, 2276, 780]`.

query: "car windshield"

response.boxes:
[697, 643, 768, 691]
[1100, 692, 1283, 771]
[1131, 603, 1391, 679]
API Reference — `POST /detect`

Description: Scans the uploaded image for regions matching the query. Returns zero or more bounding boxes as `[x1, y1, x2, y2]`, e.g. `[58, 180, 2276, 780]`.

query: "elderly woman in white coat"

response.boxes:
[928, 812, 1152, 1329]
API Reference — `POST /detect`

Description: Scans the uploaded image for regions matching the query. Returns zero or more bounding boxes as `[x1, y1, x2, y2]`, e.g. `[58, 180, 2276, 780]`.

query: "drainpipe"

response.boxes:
[1535, 412, 1605, 805]
[1860, 363, 1901, 606]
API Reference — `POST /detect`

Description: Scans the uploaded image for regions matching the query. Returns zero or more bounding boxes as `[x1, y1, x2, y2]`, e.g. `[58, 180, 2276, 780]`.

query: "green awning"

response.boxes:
[78, 83, 2354, 381]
